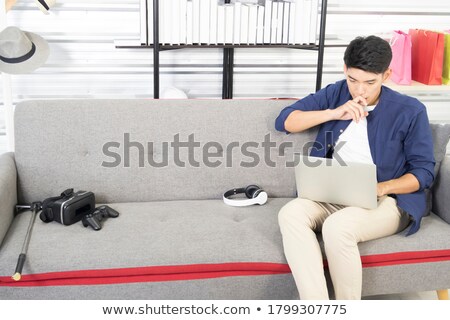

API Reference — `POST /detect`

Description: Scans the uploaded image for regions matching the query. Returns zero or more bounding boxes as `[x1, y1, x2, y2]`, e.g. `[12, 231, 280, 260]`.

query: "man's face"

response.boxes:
[344, 66, 391, 106]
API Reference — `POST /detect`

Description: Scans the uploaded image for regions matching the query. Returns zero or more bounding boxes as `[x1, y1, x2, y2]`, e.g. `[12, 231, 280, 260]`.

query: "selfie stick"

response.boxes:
[12, 202, 42, 281]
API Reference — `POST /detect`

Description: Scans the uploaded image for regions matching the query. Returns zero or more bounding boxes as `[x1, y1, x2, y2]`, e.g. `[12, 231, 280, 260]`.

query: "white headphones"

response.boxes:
[223, 185, 268, 207]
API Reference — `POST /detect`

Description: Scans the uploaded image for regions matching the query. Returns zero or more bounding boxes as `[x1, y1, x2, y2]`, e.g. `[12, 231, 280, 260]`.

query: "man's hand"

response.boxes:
[377, 181, 391, 197]
[331, 96, 369, 123]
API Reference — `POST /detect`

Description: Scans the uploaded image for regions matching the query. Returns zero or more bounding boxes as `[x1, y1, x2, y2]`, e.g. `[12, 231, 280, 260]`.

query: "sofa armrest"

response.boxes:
[432, 154, 450, 224]
[0, 152, 17, 246]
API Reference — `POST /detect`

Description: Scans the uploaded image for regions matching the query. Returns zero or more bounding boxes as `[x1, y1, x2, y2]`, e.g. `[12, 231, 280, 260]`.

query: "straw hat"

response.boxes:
[0, 26, 49, 74]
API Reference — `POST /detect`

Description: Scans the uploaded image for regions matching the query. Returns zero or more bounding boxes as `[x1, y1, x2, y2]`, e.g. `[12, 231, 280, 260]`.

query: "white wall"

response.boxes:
[1, 0, 450, 153]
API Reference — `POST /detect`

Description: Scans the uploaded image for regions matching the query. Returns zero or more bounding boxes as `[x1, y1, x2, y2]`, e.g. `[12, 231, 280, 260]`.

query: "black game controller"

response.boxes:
[82, 205, 119, 231]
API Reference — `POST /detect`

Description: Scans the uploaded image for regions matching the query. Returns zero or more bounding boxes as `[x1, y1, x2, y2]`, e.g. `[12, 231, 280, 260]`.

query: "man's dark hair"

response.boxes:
[343, 36, 392, 74]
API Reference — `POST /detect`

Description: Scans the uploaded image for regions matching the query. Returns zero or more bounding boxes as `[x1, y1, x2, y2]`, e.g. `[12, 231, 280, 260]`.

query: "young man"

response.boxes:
[275, 35, 435, 300]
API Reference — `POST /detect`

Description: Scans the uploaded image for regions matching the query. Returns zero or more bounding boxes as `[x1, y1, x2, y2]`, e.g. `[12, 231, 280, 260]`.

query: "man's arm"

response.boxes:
[284, 109, 335, 133]
[377, 173, 420, 197]
[377, 107, 435, 197]
[284, 96, 369, 133]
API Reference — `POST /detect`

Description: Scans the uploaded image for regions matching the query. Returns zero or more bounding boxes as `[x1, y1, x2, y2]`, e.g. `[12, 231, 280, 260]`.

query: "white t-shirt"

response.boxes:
[333, 106, 376, 164]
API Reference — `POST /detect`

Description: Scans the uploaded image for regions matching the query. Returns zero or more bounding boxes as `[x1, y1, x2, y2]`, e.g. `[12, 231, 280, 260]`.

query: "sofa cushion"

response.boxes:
[433, 155, 450, 224]
[426, 123, 450, 214]
[0, 152, 17, 246]
[358, 213, 450, 258]
[430, 123, 450, 176]
[1, 199, 450, 289]
[0, 199, 292, 287]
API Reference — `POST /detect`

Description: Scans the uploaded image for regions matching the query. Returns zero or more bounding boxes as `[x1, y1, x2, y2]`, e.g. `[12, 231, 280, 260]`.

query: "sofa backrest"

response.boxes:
[14, 100, 450, 205]
[14, 99, 317, 203]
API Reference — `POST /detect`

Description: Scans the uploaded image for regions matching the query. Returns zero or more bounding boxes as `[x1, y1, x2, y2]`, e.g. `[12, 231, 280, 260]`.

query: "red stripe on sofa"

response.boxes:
[0, 262, 291, 287]
[319, 250, 450, 268]
[360, 249, 450, 267]
[1, 250, 450, 287]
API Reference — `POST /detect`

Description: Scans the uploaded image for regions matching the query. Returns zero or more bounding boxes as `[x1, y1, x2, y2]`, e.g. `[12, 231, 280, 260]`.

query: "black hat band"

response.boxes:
[0, 43, 36, 64]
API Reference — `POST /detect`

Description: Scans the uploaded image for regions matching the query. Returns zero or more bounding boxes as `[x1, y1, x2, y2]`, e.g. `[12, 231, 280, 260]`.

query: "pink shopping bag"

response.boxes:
[389, 30, 412, 85]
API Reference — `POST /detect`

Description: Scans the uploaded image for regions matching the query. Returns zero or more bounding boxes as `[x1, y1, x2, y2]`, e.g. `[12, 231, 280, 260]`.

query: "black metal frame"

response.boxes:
[316, 0, 328, 93]
[146, 0, 328, 99]
[222, 48, 234, 99]
[152, 0, 160, 98]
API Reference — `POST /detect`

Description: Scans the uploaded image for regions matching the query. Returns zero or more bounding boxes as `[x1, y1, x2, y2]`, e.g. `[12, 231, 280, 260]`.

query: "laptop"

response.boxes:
[294, 154, 378, 209]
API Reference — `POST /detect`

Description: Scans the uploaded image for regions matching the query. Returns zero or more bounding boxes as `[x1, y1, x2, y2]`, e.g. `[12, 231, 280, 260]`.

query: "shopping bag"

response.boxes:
[443, 31, 450, 85]
[409, 29, 445, 85]
[389, 30, 412, 85]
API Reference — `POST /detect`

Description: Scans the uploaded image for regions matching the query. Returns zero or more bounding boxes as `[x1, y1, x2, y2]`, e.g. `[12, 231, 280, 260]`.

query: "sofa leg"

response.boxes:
[437, 289, 449, 300]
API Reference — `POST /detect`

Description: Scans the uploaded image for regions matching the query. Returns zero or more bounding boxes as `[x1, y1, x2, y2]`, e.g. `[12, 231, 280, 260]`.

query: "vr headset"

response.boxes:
[223, 185, 268, 207]
[39, 189, 95, 225]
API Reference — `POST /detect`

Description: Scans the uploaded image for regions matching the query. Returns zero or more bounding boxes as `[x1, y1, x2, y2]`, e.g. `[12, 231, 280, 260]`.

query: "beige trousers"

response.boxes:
[278, 196, 410, 300]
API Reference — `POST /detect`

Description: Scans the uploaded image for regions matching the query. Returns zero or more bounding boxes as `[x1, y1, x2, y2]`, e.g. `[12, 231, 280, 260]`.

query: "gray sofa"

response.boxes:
[0, 99, 449, 299]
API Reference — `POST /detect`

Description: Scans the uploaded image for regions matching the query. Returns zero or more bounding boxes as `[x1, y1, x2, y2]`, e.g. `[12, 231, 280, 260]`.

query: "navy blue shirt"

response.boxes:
[275, 80, 435, 235]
